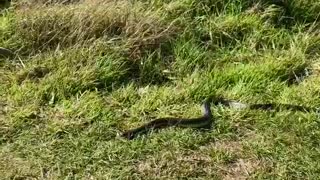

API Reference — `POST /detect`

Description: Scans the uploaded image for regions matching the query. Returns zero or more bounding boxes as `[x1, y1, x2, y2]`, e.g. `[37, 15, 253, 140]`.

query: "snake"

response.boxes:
[0, 47, 15, 58]
[121, 97, 317, 140]
[122, 99, 212, 140]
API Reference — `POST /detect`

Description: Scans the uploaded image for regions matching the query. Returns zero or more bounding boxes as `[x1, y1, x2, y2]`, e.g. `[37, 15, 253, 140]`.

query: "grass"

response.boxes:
[1, 0, 320, 179]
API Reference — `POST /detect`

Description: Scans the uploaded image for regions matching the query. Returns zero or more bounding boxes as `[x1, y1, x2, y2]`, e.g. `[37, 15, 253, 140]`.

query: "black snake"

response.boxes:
[121, 97, 316, 140]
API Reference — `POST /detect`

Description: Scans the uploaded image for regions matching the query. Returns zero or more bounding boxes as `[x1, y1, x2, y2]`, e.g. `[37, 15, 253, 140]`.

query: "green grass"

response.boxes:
[1, 0, 320, 179]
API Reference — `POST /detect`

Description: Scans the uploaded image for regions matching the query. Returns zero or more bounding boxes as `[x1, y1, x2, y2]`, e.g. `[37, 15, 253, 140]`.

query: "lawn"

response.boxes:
[0, 0, 320, 179]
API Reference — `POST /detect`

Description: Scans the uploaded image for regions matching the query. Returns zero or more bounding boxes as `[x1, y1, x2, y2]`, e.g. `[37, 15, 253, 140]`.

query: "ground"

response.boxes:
[0, 0, 320, 179]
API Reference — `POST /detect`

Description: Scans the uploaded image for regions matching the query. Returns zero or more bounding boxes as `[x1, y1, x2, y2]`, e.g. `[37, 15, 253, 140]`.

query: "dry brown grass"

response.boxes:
[0, 153, 39, 179]
[14, 0, 178, 57]
[134, 134, 269, 179]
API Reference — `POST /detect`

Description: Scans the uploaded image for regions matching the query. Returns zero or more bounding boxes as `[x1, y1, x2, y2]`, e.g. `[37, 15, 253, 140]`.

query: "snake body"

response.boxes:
[0, 47, 14, 58]
[122, 97, 316, 140]
[122, 100, 212, 140]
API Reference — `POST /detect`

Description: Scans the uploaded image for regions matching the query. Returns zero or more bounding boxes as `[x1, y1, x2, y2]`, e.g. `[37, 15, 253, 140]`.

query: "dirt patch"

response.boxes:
[199, 132, 267, 179]
[135, 135, 266, 179]
[219, 158, 262, 180]
[0, 153, 39, 179]
[136, 151, 216, 178]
